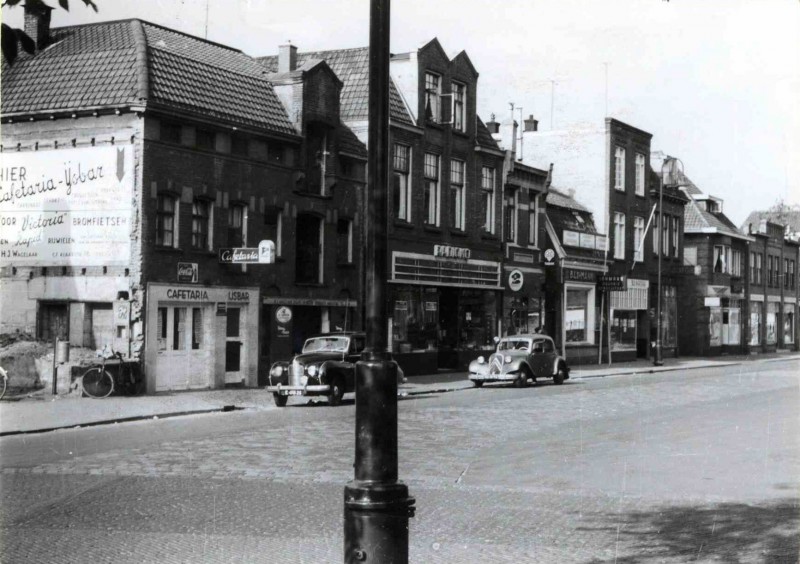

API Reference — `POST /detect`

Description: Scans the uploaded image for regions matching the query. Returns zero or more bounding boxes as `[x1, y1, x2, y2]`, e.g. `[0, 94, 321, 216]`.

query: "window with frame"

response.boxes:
[732, 249, 743, 277]
[756, 253, 763, 284]
[662, 215, 669, 255]
[228, 204, 246, 247]
[528, 195, 538, 246]
[635, 153, 646, 196]
[393, 144, 411, 222]
[295, 213, 323, 284]
[633, 216, 645, 262]
[788, 259, 796, 289]
[614, 146, 626, 191]
[449, 159, 465, 230]
[337, 218, 353, 264]
[160, 122, 181, 144]
[768, 255, 775, 286]
[424, 72, 442, 123]
[504, 187, 517, 243]
[424, 153, 440, 226]
[191, 199, 212, 250]
[671, 216, 679, 257]
[481, 166, 495, 234]
[156, 194, 178, 247]
[774, 256, 781, 287]
[613, 212, 626, 259]
[451, 81, 466, 132]
[196, 128, 215, 150]
[713, 245, 731, 274]
[652, 215, 659, 255]
[263, 207, 282, 258]
[750, 252, 756, 283]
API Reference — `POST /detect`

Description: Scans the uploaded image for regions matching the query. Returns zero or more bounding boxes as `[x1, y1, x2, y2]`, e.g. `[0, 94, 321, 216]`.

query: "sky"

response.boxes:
[3, 0, 798, 226]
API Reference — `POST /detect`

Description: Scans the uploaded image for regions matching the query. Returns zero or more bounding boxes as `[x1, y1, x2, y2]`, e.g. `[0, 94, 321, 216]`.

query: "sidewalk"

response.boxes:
[1, 353, 798, 436]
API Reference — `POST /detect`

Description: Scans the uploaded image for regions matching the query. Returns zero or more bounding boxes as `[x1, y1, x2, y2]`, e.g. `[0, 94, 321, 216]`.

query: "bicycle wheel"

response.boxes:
[82, 368, 114, 398]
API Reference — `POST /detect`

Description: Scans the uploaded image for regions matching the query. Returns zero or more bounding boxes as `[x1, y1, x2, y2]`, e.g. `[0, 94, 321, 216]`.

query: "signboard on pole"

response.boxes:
[219, 240, 275, 264]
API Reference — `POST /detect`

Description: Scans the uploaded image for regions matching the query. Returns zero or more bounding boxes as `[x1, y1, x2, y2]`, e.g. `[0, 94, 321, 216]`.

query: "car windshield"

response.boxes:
[302, 337, 349, 353]
[497, 339, 531, 352]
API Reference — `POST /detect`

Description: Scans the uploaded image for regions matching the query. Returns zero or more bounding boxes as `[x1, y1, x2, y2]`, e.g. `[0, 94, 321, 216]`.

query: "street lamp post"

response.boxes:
[343, 1, 415, 563]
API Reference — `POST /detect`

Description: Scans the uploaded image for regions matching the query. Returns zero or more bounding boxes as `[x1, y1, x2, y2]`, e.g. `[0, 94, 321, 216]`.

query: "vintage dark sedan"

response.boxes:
[468, 334, 569, 388]
[266, 332, 405, 407]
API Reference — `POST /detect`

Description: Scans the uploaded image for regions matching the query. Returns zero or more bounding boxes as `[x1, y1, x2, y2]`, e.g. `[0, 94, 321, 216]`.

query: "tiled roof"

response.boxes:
[683, 199, 744, 238]
[258, 48, 414, 126]
[546, 187, 592, 214]
[741, 209, 800, 234]
[476, 116, 500, 150]
[2, 20, 296, 136]
[546, 204, 599, 235]
[337, 122, 367, 159]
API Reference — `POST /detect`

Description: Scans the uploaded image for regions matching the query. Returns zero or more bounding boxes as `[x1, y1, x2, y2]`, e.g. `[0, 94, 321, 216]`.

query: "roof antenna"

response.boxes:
[204, 0, 209, 39]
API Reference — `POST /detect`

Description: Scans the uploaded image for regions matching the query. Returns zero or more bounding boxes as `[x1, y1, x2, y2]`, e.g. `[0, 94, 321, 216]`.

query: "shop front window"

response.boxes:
[565, 288, 589, 343]
[392, 287, 439, 352]
[611, 310, 636, 351]
[459, 290, 497, 350]
[722, 301, 740, 346]
[750, 303, 762, 345]
[663, 285, 677, 347]
[709, 307, 722, 347]
[784, 305, 795, 345]
[766, 302, 778, 345]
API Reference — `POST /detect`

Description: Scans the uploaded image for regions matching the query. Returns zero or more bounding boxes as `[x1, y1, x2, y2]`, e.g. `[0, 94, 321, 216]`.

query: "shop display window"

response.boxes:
[459, 290, 497, 350]
[784, 305, 795, 345]
[662, 286, 677, 347]
[566, 288, 589, 343]
[749, 304, 762, 346]
[721, 305, 740, 346]
[392, 287, 439, 352]
[611, 310, 637, 351]
[709, 307, 722, 347]
[766, 302, 778, 345]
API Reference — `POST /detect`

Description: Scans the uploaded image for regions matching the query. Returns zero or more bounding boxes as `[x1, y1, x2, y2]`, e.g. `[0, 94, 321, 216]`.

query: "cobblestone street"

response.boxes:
[2, 361, 799, 563]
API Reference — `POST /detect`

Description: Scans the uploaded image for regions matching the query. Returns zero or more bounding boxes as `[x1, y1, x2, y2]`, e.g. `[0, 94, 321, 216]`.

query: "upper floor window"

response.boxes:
[504, 188, 518, 243]
[635, 153, 646, 196]
[732, 249, 743, 277]
[156, 194, 178, 248]
[613, 212, 626, 259]
[652, 215, 659, 255]
[633, 216, 645, 262]
[671, 216, 679, 257]
[451, 81, 466, 132]
[662, 215, 669, 255]
[191, 199, 212, 250]
[264, 207, 282, 258]
[449, 159, 465, 230]
[713, 245, 730, 274]
[196, 128, 215, 151]
[767, 255, 775, 286]
[481, 166, 495, 234]
[787, 259, 796, 289]
[424, 72, 442, 123]
[337, 218, 353, 264]
[228, 204, 246, 247]
[614, 146, 626, 191]
[528, 195, 539, 246]
[393, 144, 412, 222]
[423, 153, 440, 226]
[160, 122, 182, 144]
[231, 134, 249, 157]
[296, 214, 323, 284]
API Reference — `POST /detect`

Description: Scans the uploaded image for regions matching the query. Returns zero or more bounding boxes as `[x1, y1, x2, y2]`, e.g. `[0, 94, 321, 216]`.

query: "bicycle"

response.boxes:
[81, 346, 143, 399]
[0, 366, 7, 400]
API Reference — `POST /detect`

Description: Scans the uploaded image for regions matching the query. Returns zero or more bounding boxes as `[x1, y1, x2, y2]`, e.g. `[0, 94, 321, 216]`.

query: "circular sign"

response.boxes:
[275, 306, 292, 324]
[508, 269, 524, 292]
[544, 249, 555, 262]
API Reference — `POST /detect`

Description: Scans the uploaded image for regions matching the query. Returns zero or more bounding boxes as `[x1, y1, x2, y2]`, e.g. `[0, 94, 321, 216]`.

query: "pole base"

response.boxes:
[344, 481, 415, 564]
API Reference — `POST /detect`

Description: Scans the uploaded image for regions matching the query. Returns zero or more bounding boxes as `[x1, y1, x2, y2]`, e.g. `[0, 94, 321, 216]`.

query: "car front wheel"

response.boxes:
[472, 380, 484, 388]
[514, 369, 529, 388]
[553, 365, 567, 385]
[273, 393, 288, 407]
[328, 377, 344, 406]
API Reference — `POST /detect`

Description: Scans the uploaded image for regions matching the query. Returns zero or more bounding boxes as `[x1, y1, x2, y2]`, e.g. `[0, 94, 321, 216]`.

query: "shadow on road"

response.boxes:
[580, 497, 799, 563]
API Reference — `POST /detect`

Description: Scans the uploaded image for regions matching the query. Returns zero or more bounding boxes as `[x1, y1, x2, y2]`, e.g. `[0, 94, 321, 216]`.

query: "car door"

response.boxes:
[540, 338, 557, 377]
[529, 339, 546, 378]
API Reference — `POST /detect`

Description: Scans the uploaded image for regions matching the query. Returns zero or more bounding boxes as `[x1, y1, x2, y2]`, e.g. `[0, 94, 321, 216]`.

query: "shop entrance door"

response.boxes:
[155, 305, 212, 391]
[225, 306, 245, 384]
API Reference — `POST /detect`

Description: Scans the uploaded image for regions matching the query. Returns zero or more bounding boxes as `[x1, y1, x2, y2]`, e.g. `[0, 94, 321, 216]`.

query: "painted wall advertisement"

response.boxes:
[0, 146, 134, 266]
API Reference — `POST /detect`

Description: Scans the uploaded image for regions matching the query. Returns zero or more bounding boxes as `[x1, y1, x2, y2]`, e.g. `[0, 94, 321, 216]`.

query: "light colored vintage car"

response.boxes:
[468, 334, 569, 388]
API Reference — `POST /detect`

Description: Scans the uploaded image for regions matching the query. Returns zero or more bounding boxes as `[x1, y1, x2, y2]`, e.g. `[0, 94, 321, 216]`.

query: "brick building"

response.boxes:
[520, 118, 688, 363]
[260, 39, 507, 374]
[1, 12, 366, 392]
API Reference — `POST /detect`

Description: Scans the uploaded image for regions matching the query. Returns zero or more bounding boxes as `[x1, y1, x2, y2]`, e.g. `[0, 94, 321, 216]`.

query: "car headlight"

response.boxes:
[504, 355, 512, 364]
[307, 365, 318, 377]
[477, 356, 485, 364]
[271, 365, 283, 377]
[300, 375, 308, 385]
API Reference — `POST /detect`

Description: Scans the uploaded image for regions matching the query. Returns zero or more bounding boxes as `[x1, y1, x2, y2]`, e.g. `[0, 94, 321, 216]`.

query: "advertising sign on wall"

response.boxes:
[0, 146, 134, 266]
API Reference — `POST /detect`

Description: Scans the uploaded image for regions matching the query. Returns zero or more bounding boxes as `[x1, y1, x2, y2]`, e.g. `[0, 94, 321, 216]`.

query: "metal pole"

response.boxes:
[654, 171, 664, 366]
[52, 337, 58, 395]
[344, 1, 414, 562]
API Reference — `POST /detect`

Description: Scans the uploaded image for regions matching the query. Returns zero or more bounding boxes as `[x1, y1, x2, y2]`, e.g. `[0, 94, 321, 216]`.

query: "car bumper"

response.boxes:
[266, 384, 331, 396]
[469, 372, 517, 383]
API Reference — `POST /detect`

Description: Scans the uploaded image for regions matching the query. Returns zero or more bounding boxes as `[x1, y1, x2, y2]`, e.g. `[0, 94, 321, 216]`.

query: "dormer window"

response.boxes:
[572, 211, 585, 225]
[451, 81, 466, 132]
[424, 72, 442, 123]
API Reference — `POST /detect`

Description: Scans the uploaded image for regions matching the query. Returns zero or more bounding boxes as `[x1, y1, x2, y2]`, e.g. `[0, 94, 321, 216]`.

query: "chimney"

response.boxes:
[485, 113, 500, 134]
[566, 188, 575, 199]
[523, 114, 539, 132]
[24, 2, 53, 51]
[499, 118, 518, 154]
[278, 43, 298, 73]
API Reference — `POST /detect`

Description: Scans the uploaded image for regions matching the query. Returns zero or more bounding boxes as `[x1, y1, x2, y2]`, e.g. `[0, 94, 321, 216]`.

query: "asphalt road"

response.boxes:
[1, 360, 798, 563]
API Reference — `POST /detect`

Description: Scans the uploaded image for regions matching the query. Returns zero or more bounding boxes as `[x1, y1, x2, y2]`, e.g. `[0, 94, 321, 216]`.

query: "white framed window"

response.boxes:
[156, 194, 178, 248]
[192, 198, 213, 250]
[392, 144, 412, 222]
[565, 283, 596, 345]
[652, 215, 659, 255]
[337, 218, 353, 264]
[662, 215, 669, 255]
[481, 166, 495, 234]
[504, 187, 518, 243]
[228, 204, 247, 247]
[424, 72, 442, 123]
[528, 194, 539, 247]
[451, 81, 466, 132]
[732, 249, 743, 277]
[635, 153, 646, 196]
[633, 216, 645, 262]
[424, 153, 440, 226]
[613, 212, 626, 259]
[614, 146, 626, 191]
[713, 244, 730, 274]
[450, 159, 465, 230]
[671, 216, 679, 257]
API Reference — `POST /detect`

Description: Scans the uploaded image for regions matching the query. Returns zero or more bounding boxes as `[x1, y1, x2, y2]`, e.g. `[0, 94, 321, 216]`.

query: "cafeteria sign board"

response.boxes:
[0, 146, 133, 266]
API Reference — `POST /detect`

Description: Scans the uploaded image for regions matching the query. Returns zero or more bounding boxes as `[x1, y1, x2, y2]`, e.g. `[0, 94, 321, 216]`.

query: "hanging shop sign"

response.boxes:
[219, 240, 275, 264]
[543, 249, 556, 266]
[177, 262, 199, 283]
[275, 306, 292, 324]
[508, 269, 524, 292]
[599, 274, 627, 291]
